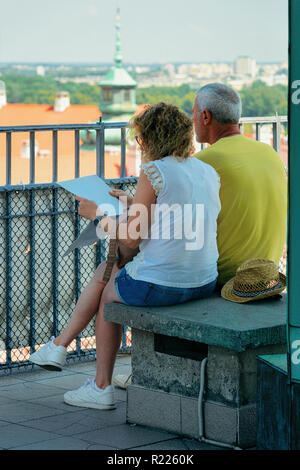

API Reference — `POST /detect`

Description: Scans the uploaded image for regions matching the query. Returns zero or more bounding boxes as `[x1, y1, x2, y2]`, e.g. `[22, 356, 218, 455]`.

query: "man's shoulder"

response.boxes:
[194, 145, 217, 164]
[194, 135, 277, 163]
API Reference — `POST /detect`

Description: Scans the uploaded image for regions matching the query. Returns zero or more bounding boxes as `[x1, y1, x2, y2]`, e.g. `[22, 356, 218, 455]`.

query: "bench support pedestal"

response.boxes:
[104, 293, 286, 448]
[126, 329, 285, 448]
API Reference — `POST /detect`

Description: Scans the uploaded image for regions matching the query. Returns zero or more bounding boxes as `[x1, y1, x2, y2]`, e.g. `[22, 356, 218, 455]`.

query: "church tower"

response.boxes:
[99, 8, 137, 119]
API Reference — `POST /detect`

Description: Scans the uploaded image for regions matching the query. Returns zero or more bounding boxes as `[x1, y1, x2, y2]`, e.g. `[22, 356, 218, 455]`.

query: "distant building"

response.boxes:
[36, 65, 46, 77]
[227, 77, 254, 90]
[163, 63, 175, 77]
[234, 56, 256, 78]
[0, 81, 7, 109]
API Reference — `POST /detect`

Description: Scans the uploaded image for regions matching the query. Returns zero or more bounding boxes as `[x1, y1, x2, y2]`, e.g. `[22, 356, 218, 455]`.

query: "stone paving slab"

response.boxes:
[114, 356, 132, 366]
[132, 437, 226, 451]
[0, 376, 26, 387]
[0, 419, 11, 427]
[183, 438, 226, 451]
[0, 423, 62, 449]
[0, 401, 67, 424]
[114, 388, 127, 402]
[73, 423, 178, 449]
[28, 377, 127, 404]
[33, 373, 97, 391]
[130, 437, 226, 451]
[113, 363, 132, 373]
[64, 362, 97, 374]
[22, 402, 127, 436]
[0, 381, 68, 401]
[131, 438, 191, 450]
[25, 393, 86, 413]
[19, 368, 75, 382]
[12, 439, 119, 450]
[86, 443, 122, 450]
[63, 360, 131, 377]
[11, 436, 95, 450]
[65, 355, 131, 371]
[0, 396, 19, 406]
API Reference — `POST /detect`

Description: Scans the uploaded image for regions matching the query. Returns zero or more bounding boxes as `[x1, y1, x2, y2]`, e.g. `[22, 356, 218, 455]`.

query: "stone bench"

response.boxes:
[104, 292, 286, 449]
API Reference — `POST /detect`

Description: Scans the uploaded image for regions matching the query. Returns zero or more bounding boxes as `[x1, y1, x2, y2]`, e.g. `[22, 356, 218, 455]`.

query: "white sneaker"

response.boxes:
[29, 337, 67, 371]
[63, 378, 116, 410]
[112, 373, 132, 389]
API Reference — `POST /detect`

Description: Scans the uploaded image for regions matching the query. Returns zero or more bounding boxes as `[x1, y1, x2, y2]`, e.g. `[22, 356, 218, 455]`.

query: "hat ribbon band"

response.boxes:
[232, 281, 282, 298]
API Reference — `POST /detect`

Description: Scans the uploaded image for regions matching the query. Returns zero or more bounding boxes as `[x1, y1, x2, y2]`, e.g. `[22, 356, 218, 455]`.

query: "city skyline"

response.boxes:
[0, 0, 288, 64]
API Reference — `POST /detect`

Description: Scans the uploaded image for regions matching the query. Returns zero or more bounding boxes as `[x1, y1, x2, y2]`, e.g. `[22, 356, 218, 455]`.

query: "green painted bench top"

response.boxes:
[104, 292, 287, 352]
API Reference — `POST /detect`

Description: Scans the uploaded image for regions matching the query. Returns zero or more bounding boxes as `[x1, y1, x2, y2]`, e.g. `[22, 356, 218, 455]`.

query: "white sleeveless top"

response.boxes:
[125, 156, 221, 287]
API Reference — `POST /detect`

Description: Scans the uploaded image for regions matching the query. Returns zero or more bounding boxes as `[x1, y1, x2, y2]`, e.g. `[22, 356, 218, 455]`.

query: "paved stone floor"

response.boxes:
[0, 354, 224, 450]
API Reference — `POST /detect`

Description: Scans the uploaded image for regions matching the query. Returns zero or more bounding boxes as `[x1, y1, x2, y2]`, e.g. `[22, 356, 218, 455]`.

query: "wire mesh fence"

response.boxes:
[0, 176, 287, 374]
[0, 179, 138, 374]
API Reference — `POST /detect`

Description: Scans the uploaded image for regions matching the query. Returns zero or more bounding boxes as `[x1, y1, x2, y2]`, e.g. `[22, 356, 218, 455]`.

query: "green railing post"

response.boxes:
[288, 0, 300, 385]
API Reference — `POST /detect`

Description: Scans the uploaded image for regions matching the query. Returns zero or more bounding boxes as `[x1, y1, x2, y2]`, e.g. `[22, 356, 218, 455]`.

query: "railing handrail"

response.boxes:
[0, 177, 138, 192]
[0, 116, 288, 133]
[0, 120, 130, 185]
[239, 115, 288, 123]
[0, 121, 128, 133]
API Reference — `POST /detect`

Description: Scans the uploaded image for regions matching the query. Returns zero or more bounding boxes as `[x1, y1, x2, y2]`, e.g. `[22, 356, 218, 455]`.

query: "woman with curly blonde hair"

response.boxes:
[30, 102, 221, 409]
[132, 101, 195, 161]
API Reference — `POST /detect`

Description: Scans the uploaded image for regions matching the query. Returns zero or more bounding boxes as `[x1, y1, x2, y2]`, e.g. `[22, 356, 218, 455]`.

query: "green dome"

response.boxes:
[99, 67, 137, 88]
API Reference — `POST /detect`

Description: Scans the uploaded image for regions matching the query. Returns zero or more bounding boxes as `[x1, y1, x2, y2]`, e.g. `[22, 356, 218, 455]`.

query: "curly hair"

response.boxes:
[131, 102, 194, 162]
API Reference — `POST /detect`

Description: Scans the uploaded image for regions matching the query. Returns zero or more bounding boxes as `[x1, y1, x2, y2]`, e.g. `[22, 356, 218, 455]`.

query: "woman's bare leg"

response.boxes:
[54, 261, 108, 348]
[94, 264, 123, 389]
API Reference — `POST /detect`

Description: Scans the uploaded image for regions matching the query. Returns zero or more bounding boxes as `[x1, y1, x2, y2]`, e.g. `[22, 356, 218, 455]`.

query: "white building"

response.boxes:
[163, 63, 175, 77]
[36, 65, 46, 77]
[234, 56, 256, 78]
[0, 81, 7, 109]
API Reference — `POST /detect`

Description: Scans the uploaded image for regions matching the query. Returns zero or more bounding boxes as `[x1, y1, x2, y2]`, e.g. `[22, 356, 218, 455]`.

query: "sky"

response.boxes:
[0, 0, 288, 64]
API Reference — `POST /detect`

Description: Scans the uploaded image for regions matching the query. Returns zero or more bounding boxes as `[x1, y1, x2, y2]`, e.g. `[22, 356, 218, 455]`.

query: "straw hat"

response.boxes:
[221, 259, 286, 303]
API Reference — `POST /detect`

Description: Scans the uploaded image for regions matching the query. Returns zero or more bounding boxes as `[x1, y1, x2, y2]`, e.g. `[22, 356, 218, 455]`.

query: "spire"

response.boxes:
[114, 7, 122, 68]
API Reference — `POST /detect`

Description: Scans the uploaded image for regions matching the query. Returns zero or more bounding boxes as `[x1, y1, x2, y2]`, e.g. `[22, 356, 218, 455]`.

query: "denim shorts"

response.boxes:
[115, 268, 217, 307]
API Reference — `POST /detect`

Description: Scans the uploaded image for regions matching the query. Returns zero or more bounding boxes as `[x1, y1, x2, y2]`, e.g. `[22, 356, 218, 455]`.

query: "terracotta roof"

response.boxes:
[0, 103, 101, 126]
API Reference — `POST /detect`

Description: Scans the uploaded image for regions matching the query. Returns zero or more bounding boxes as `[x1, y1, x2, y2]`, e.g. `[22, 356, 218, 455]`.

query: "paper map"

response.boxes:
[58, 175, 124, 255]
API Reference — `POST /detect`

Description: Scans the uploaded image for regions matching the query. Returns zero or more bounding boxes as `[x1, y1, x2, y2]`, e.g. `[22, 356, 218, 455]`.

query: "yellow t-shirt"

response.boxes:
[195, 135, 287, 285]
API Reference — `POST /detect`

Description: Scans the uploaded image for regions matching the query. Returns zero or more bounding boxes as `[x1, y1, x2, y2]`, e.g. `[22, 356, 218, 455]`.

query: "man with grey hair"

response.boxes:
[193, 83, 287, 287]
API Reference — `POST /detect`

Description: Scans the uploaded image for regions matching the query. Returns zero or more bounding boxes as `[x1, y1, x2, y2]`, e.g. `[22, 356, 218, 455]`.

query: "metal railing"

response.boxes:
[0, 121, 137, 374]
[0, 120, 129, 185]
[239, 115, 288, 155]
[200, 115, 288, 156]
[0, 116, 288, 374]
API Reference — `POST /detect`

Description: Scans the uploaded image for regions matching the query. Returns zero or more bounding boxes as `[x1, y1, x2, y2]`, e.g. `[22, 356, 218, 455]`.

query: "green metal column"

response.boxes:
[288, 0, 300, 383]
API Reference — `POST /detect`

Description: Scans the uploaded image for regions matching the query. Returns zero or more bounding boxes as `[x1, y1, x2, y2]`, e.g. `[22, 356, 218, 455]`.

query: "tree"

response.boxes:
[181, 92, 195, 115]
[1, 74, 287, 118]
[240, 81, 287, 117]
